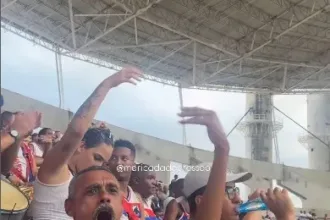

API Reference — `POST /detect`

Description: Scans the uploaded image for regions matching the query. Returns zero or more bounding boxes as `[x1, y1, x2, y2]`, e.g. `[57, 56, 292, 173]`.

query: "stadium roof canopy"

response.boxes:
[1, 0, 330, 93]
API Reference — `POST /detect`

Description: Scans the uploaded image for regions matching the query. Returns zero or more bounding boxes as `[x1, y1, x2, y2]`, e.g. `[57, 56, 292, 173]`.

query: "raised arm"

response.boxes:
[38, 67, 143, 184]
[1, 133, 21, 174]
[179, 107, 229, 220]
[32, 134, 53, 166]
[1, 112, 41, 174]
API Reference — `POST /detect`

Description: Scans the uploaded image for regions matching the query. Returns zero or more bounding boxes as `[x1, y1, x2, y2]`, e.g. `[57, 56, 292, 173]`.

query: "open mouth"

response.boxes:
[93, 204, 115, 220]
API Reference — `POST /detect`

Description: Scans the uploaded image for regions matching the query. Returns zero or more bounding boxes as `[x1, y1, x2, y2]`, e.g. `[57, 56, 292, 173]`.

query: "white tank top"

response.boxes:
[29, 174, 73, 220]
[16, 147, 28, 179]
[176, 196, 190, 213]
[31, 142, 43, 157]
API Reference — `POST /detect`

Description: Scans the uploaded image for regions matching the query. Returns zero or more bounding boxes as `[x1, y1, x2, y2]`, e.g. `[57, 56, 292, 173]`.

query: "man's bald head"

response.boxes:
[65, 166, 123, 220]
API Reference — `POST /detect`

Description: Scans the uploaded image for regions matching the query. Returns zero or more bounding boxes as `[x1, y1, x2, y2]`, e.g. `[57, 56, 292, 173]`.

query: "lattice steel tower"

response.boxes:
[298, 94, 330, 171]
[238, 94, 283, 163]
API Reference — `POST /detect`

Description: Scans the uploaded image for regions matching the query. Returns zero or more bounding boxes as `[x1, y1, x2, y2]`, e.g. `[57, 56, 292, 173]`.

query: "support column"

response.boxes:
[238, 94, 283, 191]
[178, 84, 187, 146]
[302, 94, 330, 171]
[239, 94, 283, 162]
[55, 46, 65, 109]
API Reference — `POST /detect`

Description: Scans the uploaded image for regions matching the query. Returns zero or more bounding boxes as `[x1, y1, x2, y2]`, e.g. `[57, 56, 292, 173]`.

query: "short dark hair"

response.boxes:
[113, 139, 136, 156]
[175, 178, 184, 187]
[187, 186, 206, 214]
[0, 111, 14, 129]
[82, 127, 114, 148]
[1, 111, 14, 120]
[129, 163, 150, 185]
[169, 178, 183, 191]
[134, 163, 151, 174]
[68, 166, 113, 199]
[0, 95, 3, 107]
[38, 128, 52, 136]
[135, 163, 149, 170]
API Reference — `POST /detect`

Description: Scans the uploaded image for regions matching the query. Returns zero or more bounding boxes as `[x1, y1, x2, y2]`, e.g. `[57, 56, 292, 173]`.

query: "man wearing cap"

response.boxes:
[183, 162, 252, 220]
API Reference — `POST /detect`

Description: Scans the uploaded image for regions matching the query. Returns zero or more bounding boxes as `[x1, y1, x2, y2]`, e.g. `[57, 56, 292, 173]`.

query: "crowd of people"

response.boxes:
[0, 66, 318, 220]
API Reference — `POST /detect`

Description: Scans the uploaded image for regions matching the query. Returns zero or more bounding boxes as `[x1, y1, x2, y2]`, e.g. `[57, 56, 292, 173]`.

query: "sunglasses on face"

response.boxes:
[225, 186, 240, 200]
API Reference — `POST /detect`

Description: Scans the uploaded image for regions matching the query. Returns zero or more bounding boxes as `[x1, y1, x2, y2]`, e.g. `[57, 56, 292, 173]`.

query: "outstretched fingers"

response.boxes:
[123, 68, 143, 85]
[124, 66, 144, 76]
[130, 74, 142, 82]
[179, 116, 206, 125]
[36, 112, 42, 128]
[178, 107, 212, 117]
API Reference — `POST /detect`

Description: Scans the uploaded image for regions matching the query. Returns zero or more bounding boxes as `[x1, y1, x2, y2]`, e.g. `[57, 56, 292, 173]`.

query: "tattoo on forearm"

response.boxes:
[60, 81, 111, 153]
[75, 82, 109, 118]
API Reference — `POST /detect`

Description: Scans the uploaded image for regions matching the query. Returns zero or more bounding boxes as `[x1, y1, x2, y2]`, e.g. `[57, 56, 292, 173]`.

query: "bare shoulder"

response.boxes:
[37, 161, 71, 185]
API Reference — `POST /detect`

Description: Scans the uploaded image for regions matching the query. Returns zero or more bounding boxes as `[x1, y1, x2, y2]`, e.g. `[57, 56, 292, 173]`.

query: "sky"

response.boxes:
[1, 29, 309, 205]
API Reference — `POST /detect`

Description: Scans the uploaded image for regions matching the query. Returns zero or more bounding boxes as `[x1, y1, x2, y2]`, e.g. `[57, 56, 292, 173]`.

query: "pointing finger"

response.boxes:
[179, 116, 206, 125]
[260, 191, 268, 203]
[273, 187, 280, 196]
[126, 79, 137, 85]
[130, 74, 142, 82]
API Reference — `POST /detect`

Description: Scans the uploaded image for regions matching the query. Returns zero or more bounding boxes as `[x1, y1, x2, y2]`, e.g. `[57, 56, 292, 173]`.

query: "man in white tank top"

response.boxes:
[64, 166, 123, 220]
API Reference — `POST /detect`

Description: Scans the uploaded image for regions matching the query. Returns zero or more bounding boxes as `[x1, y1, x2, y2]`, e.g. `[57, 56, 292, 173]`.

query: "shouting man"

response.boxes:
[65, 166, 123, 220]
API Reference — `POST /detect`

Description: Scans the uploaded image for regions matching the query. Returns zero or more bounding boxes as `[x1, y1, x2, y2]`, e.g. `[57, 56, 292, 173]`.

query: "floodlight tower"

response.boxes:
[298, 94, 330, 171]
[238, 94, 283, 163]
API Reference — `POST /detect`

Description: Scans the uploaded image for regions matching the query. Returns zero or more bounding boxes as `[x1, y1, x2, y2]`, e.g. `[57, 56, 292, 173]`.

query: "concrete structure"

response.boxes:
[237, 94, 283, 191]
[2, 0, 330, 216]
[300, 94, 330, 171]
[2, 88, 330, 213]
[1, 0, 330, 94]
[239, 94, 283, 162]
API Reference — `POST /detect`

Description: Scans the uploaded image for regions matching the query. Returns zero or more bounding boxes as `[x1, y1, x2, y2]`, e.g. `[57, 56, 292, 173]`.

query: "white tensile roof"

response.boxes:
[1, 0, 330, 93]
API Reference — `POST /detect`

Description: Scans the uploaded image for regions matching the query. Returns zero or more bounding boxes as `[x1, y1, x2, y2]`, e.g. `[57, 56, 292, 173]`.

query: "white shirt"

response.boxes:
[16, 147, 27, 179]
[29, 174, 73, 220]
[31, 142, 43, 157]
[163, 196, 175, 211]
[176, 196, 190, 213]
[121, 186, 142, 220]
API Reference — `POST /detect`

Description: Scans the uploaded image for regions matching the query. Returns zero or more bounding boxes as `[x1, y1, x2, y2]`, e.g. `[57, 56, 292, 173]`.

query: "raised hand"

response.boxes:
[261, 188, 295, 220]
[39, 135, 53, 145]
[107, 66, 143, 88]
[178, 107, 229, 150]
[248, 188, 265, 201]
[8, 174, 24, 186]
[11, 111, 42, 137]
[243, 189, 266, 220]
